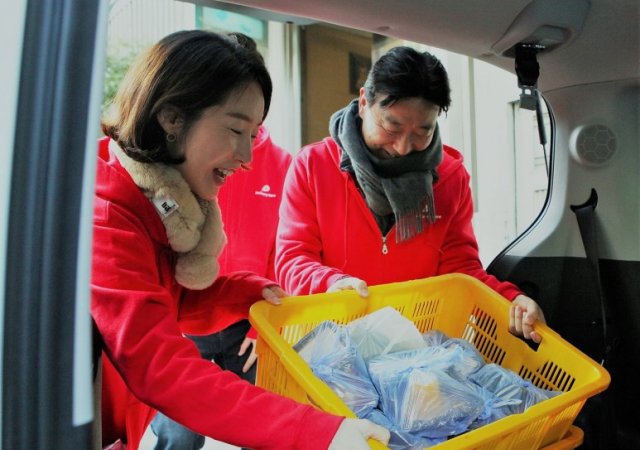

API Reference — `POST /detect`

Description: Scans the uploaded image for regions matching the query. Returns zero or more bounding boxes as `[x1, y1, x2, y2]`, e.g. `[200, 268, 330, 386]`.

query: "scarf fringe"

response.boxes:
[396, 197, 437, 243]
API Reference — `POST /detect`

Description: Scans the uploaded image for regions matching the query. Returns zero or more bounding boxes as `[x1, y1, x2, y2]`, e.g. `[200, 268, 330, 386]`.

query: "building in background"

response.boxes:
[107, 0, 548, 266]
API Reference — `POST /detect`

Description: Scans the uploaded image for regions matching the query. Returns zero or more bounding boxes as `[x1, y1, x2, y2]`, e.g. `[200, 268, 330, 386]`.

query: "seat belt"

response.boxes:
[570, 188, 619, 450]
[570, 188, 617, 365]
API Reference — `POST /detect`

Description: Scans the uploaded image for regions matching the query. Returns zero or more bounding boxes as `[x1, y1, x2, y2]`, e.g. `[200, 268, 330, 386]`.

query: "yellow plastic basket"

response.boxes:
[539, 426, 583, 450]
[249, 274, 610, 450]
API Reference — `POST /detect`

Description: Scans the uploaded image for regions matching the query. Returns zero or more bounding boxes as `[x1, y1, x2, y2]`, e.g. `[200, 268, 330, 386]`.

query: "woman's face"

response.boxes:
[173, 82, 264, 200]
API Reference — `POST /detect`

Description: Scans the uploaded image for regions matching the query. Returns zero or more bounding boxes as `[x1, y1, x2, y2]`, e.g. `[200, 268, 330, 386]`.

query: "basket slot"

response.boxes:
[520, 361, 576, 392]
[414, 316, 437, 333]
[463, 310, 507, 365]
[460, 320, 477, 341]
[406, 298, 441, 333]
[335, 312, 365, 325]
[535, 403, 583, 448]
[411, 297, 441, 317]
[547, 364, 568, 390]
[552, 371, 571, 392]
[281, 323, 317, 345]
[473, 307, 498, 338]
[540, 406, 578, 448]
[395, 304, 407, 317]
[509, 417, 548, 450]
[470, 331, 506, 365]
[518, 366, 549, 390]
[475, 430, 519, 450]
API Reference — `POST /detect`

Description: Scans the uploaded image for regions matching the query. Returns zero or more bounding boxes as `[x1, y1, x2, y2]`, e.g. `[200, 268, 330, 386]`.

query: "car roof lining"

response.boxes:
[207, 0, 640, 92]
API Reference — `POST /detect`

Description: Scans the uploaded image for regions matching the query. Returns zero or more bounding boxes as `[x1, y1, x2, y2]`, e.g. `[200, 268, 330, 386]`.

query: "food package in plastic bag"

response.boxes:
[464, 381, 521, 430]
[368, 356, 485, 438]
[421, 331, 485, 378]
[422, 329, 450, 347]
[363, 408, 445, 450]
[293, 320, 379, 417]
[373, 342, 484, 384]
[438, 337, 486, 378]
[469, 364, 563, 414]
[346, 307, 425, 361]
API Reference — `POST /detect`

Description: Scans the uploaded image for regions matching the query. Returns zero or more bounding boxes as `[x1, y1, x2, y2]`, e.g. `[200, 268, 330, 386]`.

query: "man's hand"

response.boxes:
[327, 276, 370, 297]
[328, 418, 390, 450]
[510, 295, 546, 343]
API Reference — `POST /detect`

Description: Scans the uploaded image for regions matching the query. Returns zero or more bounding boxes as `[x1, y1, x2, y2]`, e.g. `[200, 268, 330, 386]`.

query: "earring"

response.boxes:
[166, 133, 176, 143]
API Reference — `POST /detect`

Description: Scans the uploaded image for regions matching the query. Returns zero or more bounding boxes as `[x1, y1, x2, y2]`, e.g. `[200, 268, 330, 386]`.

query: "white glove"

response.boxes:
[328, 418, 390, 450]
[327, 276, 369, 297]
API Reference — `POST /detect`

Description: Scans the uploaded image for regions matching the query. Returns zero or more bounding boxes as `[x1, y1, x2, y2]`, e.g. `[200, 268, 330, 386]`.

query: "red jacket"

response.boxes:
[217, 126, 292, 281]
[92, 137, 342, 450]
[217, 127, 292, 339]
[275, 137, 522, 300]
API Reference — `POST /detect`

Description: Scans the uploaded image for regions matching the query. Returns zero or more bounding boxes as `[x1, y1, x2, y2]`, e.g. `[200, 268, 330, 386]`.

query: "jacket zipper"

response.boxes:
[348, 173, 392, 256]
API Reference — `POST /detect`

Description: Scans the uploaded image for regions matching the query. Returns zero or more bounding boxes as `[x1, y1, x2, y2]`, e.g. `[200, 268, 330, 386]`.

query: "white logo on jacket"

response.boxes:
[255, 184, 276, 198]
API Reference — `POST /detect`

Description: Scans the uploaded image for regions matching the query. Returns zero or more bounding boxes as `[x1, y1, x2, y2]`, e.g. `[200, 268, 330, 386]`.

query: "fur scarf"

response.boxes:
[111, 140, 226, 290]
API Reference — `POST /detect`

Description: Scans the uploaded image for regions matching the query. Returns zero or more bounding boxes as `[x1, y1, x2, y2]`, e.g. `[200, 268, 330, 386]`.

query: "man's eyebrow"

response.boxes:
[421, 122, 436, 131]
[381, 112, 402, 126]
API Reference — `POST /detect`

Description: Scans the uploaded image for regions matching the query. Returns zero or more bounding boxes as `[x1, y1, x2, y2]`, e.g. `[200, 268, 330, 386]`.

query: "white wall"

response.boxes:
[108, 0, 196, 51]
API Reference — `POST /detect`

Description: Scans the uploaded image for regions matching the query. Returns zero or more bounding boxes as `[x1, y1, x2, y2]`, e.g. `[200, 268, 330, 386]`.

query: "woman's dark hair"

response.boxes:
[101, 30, 272, 164]
[363, 46, 451, 113]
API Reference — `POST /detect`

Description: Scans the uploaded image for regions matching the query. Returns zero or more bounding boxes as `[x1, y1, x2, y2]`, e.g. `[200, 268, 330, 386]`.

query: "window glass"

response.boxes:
[105, 0, 551, 269]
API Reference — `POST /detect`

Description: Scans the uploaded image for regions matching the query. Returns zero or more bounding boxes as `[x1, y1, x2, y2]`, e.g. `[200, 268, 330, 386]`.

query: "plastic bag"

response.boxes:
[464, 381, 520, 430]
[438, 337, 486, 378]
[422, 329, 450, 347]
[293, 320, 379, 417]
[364, 408, 445, 450]
[421, 331, 485, 377]
[368, 353, 485, 438]
[469, 364, 563, 414]
[347, 307, 425, 361]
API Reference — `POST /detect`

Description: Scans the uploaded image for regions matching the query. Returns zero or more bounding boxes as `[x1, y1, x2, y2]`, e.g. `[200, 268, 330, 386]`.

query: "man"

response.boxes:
[275, 46, 544, 343]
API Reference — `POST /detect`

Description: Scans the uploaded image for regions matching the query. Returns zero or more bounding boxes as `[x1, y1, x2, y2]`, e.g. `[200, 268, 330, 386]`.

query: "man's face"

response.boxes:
[358, 90, 440, 159]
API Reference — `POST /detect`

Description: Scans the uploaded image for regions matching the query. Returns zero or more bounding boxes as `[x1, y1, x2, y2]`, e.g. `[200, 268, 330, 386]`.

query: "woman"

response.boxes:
[93, 30, 389, 450]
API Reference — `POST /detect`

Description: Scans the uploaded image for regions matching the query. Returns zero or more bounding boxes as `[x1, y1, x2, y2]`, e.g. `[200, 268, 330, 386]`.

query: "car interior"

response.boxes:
[1, 0, 638, 449]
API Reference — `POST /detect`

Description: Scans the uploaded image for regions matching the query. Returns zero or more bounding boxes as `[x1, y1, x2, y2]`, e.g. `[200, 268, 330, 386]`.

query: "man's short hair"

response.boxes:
[364, 46, 451, 113]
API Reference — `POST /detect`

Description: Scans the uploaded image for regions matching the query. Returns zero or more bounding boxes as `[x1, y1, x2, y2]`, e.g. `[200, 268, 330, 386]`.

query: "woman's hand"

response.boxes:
[327, 276, 370, 298]
[328, 418, 390, 450]
[261, 285, 287, 305]
[510, 295, 546, 343]
[238, 336, 257, 373]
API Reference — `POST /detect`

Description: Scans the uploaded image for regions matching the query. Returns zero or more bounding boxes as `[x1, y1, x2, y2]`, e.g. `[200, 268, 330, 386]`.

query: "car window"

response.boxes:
[105, 2, 551, 267]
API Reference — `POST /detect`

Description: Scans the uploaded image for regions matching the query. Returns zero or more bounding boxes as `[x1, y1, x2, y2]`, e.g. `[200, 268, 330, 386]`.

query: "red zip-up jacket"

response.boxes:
[92, 137, 342, 450]
[275, 137, 522, 300]
[217, 127, 292, 341]
[218, 126, 292, 278]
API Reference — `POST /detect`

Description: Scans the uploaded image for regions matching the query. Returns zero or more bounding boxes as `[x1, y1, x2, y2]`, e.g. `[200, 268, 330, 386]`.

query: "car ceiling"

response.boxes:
[203, 0, 639, 92]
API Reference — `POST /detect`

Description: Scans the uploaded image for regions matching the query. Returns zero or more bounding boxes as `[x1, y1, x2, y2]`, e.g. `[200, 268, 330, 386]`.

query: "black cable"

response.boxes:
[535, 90, 549, 177]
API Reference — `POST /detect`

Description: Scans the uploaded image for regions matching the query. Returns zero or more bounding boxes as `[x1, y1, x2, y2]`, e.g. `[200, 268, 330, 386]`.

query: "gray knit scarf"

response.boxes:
[330, 99, 443, 243]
